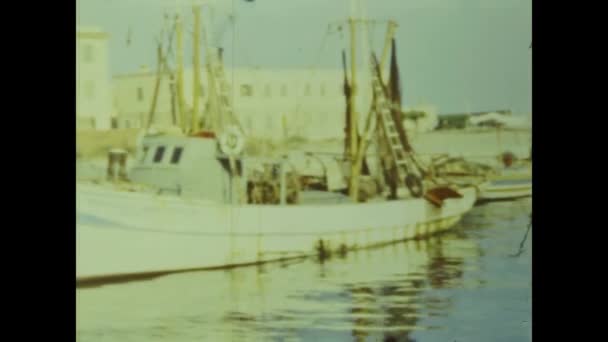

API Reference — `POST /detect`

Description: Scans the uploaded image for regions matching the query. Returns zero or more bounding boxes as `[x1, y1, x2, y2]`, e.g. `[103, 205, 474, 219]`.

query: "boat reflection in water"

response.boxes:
[76, 199, 531, 341]
[344, 235, 478, 342]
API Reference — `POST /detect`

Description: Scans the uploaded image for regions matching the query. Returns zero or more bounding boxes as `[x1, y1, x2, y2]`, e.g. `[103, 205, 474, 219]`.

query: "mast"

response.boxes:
[192, 5, 202, 133]
[175, 13, 186, 132]
[342, 50, 352, 158]
[200, 5, 220, 132]
[147, 43, 164, 129]
[380, 20, 397, 76]
[146, 14, 173, 130]
[347, 17, 359, 201]
[348, 18, 397, 201]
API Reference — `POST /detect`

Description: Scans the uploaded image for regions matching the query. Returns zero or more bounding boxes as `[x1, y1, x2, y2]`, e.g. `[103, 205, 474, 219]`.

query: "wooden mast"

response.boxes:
[380, 21, 397, 78]
[347, 17, 359, 201]
[348, 19, 397, 202]
[200, 4, 220, 132]
[191, 5, 202, 133]
[175, 12, 186, 132]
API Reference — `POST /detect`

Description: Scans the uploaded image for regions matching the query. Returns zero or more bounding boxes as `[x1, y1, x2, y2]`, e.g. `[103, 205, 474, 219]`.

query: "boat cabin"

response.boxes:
[130, 134, 239, 203]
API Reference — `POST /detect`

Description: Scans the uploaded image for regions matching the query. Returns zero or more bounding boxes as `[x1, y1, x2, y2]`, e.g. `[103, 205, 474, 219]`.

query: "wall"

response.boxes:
[76, 27, 113, 130]
[112, 67, 367, 141]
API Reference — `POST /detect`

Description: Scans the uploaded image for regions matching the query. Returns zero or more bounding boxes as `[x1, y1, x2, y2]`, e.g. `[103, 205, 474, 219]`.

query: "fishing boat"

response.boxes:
[476, 162, 532, 202]
[424, 109, 532, 204]
[76, 5, 476, 285]
[465, 114, 532, 202]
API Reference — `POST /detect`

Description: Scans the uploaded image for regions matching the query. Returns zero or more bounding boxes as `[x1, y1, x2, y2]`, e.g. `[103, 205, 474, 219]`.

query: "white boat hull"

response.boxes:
[478, 178, 532, 201]
[76, 184, 476, 284]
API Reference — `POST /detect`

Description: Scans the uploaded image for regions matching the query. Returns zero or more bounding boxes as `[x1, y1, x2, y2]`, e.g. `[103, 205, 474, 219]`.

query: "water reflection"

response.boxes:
[77, 199, 531, 341]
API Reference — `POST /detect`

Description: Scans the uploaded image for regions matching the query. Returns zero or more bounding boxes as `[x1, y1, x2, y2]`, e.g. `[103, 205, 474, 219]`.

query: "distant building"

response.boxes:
[437, 110, 512, 130]
[112, 67, 364, 140]
[112, 66, 443, 139]
[76, 26, 113, 130]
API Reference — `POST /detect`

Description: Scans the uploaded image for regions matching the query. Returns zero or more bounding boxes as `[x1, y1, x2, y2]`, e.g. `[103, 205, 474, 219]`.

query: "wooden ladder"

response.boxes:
[369, 56, 414, 186]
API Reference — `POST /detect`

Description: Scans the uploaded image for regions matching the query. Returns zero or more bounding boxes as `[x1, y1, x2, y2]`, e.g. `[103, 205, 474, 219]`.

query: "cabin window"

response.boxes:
[137, 87, 144, 102]
[280, 84, 288, 97]
[170, 147, 183, 164]
[240, 84, 253, 97]
[153, 146, 166, 163]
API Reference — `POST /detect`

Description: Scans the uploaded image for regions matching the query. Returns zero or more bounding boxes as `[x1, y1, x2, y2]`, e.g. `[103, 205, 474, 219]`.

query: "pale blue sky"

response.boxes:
[77, 0, 531, 115]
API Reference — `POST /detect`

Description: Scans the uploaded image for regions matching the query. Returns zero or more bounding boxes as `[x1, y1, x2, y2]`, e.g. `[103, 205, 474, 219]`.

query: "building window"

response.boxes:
[137, 87, 144, 102]
[280, 84, 288, 97]
[304, 83, 311, 96]
[320, 112, 327, 125]
[84, 80, 95, 100]
[170, 147, 183, 164]
[83, 44, 94, 63]
[320, 83, 326, 96]
[264, 84, 271, 97]
[240, 84, 253, 97]
[153, 146, 166, 163]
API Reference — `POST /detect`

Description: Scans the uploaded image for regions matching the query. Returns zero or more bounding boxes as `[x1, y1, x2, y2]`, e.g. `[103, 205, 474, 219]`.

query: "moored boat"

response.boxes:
[76, 6, 477, 286]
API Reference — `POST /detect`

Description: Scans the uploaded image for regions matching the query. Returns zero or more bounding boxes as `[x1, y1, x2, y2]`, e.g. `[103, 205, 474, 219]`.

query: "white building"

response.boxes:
[76, 26, 113, 130]
[112, 66, 436, 140]
[113, 66, 369, 140]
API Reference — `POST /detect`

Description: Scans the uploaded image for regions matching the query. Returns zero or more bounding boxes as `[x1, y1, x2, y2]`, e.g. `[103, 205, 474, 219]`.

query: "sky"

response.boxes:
[77, 0, 532, 115]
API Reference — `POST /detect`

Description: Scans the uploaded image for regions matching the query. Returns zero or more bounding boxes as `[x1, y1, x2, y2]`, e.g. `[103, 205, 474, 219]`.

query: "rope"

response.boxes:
[509, 213, 532, 257]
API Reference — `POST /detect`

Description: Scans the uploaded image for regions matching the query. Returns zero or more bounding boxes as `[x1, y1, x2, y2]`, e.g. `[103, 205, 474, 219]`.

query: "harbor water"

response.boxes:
[76, 198, 532, 341]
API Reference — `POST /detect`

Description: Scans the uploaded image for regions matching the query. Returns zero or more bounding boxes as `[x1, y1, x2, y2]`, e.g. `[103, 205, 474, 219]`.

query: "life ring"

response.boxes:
[219, 126, 245, 156]
[405, 174, 424, 198]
